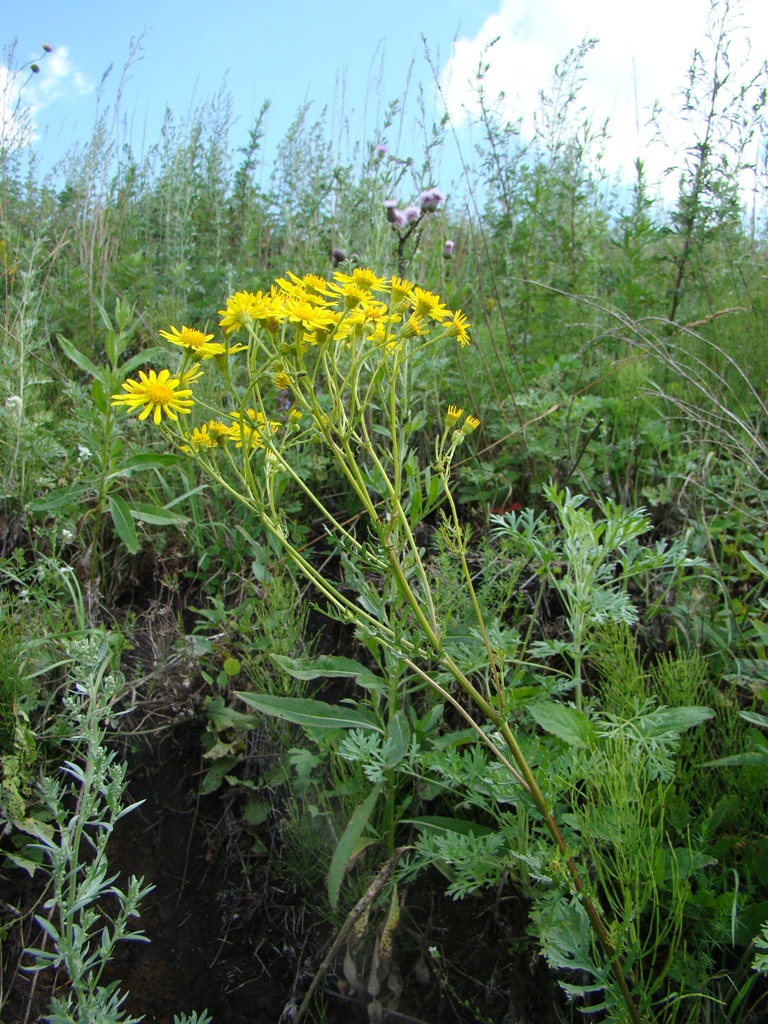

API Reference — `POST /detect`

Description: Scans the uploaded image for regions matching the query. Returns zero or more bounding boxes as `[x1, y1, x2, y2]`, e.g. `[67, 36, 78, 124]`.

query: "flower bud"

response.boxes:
[461, 414, 481, 436]
[417, 187, 445, 212]
[384, 200, 399, 223]
[42, 43, 53, 52]
[443, 239, 455, 260]
[445, 404, 463, 428]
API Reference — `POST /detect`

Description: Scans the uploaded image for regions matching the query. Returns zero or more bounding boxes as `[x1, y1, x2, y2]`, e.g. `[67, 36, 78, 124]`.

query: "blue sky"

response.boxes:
[3, 0, 492, 175]
[3, 0, 768, 198]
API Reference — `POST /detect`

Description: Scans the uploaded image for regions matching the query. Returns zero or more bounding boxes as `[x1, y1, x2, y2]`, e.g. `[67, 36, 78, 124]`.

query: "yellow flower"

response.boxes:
[462, 414, 481, 434]
[389, 277, 415, 306]
[218, 291, 258, 334]
[182, 420, 230, 453]
[111, 369, 194, 425]
[278, 271, 331, 302]
[229, 409, 282, 449]
[207, 420, 232, 445]
[334, 267, 386, 292]
[180, 365, 205, 385]
[399, 314, 428, 339]
[445, 404, 464, 428]
[445, 309, 471, 347]
[159, 325, 225, 359]
[412, 287, 449, 322]
[285, 295, 338, 332]
[346, 300, 395, 328]
[300, 272, 331, 295]
[274, 372, 291, 390]
[327, 280, 370, 311]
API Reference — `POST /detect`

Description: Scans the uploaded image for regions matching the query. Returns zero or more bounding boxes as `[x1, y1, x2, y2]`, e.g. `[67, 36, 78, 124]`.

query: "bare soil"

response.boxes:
[1, 713, 562, 1024]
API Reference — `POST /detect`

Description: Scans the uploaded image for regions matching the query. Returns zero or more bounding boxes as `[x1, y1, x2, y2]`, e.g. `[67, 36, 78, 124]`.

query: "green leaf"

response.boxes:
[108, 494, 139, 553]
[27, 484, 91, 512]
[121, 345, 168, 376]
[529, 703, 596, 749]
[271, 654, 382, 687]
[636, 706, 714, 739]
[739, 710, 768, 730]
[58, 335, 102, 381]
[328, 786, 382, 909]
[384, 711, 410, 768]
[236, 693, 383, 733]
[403, 815, 494, 838]
[110, 453, 180, 477]
[129, 502, 189, 526]
[92, 378, 108, 414]
[200, 756, 240, 794]
[204, 696, 258, 732]
[742, 550, 768, 580]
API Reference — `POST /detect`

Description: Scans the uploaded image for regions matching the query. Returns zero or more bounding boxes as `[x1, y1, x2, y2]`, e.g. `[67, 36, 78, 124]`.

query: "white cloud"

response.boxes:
[27, 46, 92, 113]
[0, 46, 92, 148]
[440, 0, 768, 192]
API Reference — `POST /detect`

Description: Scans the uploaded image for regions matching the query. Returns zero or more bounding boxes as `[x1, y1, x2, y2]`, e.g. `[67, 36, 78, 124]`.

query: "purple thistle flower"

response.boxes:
[403, 206, 421, 224]
[443, 239, 455, 259]
[384, 199, 399, 223]
[375, 143, 388, 159]
[417, 187, 445, 212]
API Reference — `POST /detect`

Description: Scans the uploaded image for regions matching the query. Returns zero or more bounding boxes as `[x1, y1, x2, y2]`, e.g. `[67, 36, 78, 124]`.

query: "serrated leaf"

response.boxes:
[529, 703, 596, 749]
[636, 706, 714, 739]
[108, 494, 138, 553]
[236, 693, 383, 733]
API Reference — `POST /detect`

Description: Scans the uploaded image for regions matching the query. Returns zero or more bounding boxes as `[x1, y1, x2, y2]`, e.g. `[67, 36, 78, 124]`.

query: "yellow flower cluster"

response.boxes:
[110, 268, 472, 434]
[216, 268, 470, 349]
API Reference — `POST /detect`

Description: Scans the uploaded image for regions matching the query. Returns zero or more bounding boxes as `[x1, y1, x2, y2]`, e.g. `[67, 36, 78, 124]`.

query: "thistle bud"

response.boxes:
[42, 43, 53, 52]
[417, 187, 445, 212]
[442, 239, 455, 260]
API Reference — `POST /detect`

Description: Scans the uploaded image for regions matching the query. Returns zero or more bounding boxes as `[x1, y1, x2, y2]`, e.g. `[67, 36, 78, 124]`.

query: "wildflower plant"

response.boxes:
[113, 267, 644, 1023]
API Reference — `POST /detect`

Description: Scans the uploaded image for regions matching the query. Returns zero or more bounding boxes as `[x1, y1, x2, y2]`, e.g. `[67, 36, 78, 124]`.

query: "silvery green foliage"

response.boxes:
[24, 634, 211, 1024]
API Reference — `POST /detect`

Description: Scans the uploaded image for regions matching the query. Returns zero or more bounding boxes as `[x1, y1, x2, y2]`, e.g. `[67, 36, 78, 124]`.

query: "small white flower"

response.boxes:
[61, 528, 75, 543]
[77, 444, 92, 460]
[4, 395, 22, 417]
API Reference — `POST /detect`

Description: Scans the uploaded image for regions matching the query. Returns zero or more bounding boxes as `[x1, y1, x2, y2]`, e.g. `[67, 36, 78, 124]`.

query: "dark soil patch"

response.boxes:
[1, 687, 563, 1024]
